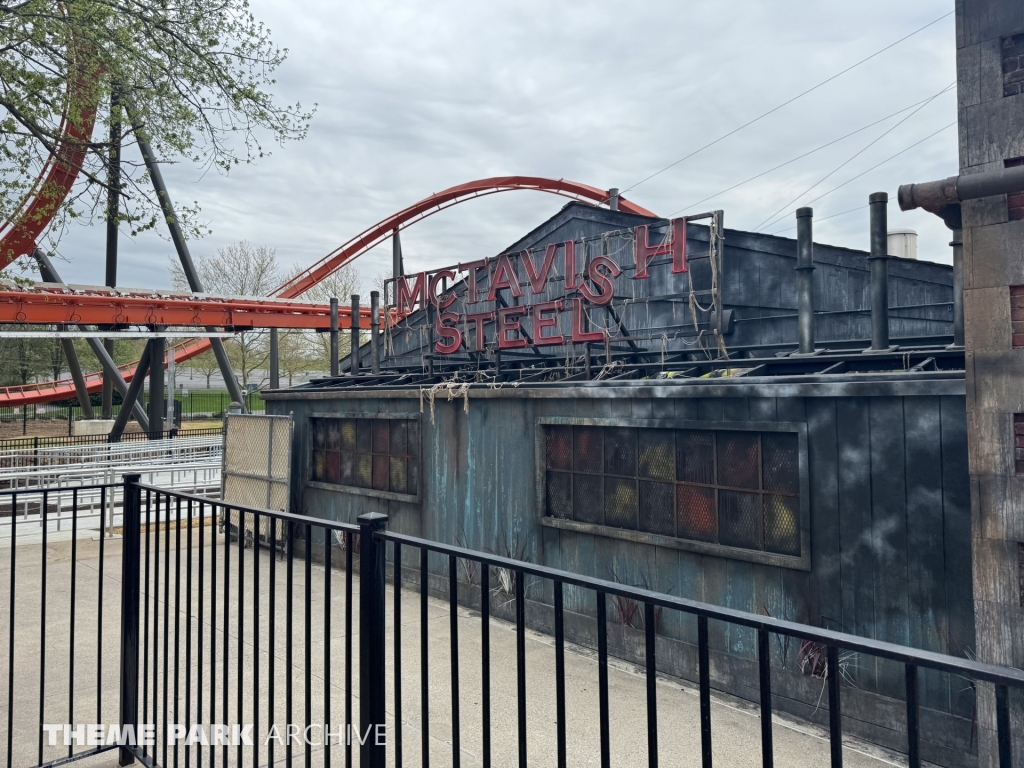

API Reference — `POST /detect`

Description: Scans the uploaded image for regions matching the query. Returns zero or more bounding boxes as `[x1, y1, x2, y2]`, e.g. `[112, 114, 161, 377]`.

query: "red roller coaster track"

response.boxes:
[0, 91, 655, 406]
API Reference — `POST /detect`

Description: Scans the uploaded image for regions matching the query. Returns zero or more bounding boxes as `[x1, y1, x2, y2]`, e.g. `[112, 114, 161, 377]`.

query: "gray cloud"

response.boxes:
[54, 1, 958, 294]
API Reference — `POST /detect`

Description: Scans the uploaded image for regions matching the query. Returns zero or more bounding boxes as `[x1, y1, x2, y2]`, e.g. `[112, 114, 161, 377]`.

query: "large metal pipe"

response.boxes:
[370, 290, 381, 374]
[392, 229, 404, 279]
[350, 294, 361, 375]
[795, 207, 816, 355]
[950, 229, 964, 347]
[868, 192, 891, 351]
[608, 188, 620, 211]
[108, 343, 153, 443]
[269, 327, 280, 388]
[330, 298, 339, 377]
[898, 165, 1024, 215]
[133, 122, 248, 412]
[148, 336, 165, 436]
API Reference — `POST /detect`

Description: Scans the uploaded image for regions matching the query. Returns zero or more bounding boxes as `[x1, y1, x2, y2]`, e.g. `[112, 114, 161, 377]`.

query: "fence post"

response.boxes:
[117, 473, 142, 765]
[358, 513, 388, 768]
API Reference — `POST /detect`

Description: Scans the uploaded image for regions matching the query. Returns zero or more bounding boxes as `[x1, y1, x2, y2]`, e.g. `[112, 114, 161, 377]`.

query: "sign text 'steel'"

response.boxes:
[394, 219, 686, 354]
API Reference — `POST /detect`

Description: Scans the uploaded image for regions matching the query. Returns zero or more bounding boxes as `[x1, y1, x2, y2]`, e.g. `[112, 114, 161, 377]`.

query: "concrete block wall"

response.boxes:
[957, 0, 1024, 764]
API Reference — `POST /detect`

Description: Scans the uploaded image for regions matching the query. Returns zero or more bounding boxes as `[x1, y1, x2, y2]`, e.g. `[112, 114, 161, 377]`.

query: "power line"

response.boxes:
[621, 11, 953, 194]
[766, 205, 868, 235]
[669, 91, 952, 217]
[763, 120, 957, 233]
[753, 82, 954, 232]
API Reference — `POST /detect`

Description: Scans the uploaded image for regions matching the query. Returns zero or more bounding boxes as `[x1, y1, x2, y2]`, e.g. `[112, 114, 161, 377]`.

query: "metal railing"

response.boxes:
[0, 428, 224, 455]
[2, 479, 1021, 768]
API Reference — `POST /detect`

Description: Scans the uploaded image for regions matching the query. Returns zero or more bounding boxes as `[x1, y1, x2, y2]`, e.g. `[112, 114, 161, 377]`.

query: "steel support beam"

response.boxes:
[104, 89, 122, 419]
[109, 344, 153, 442]
[32, 250, 95, 417]
[134, 123, 249, 412]
[148, 336, 165, 436]
[269, 327, 280, 389]
[61, 333, 94, 419]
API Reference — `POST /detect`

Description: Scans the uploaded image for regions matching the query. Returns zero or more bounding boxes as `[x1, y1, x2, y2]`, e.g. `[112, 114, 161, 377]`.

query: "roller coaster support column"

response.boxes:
[269, 328, 280, 389]
[32, 251, 94, 418]
[103, 87, 122, 419]
[33, 250, 150, 431]
[134, 124, 248, 412]
[148, 334, 165, 436]
[109, 343, 153, 443]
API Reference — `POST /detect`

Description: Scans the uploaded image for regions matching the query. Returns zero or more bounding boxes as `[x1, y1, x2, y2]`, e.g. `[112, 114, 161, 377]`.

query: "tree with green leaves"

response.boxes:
[0, 0, 313, 256]
[169, 240, 281, 387]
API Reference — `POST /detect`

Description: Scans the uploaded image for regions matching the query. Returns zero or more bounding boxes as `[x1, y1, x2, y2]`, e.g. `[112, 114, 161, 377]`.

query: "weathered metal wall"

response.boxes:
[268, 375, 975, 765]
[385, 203, 955, 364]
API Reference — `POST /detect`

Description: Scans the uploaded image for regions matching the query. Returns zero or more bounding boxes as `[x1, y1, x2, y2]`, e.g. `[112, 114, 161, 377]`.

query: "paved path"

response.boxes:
[0, 531, 910, 768]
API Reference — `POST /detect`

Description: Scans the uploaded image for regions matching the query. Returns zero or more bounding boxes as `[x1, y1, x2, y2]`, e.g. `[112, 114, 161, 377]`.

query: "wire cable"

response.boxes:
[621, 11, 954, 194]
[753, 82, 954, 232]
[763, 121, 957, 234]
[668, 91, 953, 217]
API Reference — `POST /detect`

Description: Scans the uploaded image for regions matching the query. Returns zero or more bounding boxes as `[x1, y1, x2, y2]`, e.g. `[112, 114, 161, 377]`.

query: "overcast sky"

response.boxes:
[55, 1, 959, 293]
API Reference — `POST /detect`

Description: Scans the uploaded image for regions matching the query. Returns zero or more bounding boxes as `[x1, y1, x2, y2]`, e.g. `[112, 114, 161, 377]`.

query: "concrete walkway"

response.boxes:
[0, 529, 912, 768]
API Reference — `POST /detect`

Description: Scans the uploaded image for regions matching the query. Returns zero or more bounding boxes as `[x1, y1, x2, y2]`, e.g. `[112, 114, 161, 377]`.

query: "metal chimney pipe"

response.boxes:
[950, 229, 964, 347]
[608, 188, 620, 211]
[795, 207, 816, 355]
[330, 298, 339, 377]
[370, 290, 381, 374]
[392, 229, 404, 278]
[351, 294, 361, 375]
[868, 192, 891, 351]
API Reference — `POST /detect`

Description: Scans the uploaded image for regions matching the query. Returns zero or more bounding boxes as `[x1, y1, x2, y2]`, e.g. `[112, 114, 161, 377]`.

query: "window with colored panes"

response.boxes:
[311, 417, 419, 496]
[544, 425, 800, 556]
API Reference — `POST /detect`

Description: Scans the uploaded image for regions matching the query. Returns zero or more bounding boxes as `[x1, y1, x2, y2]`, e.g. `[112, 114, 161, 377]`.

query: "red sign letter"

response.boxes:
[532, 300, 564, 345]
[429, 269, 457, 309]
[522, 244, 558, 294]
[578, 256, 622, 306]
[487, 254, 524, 302]
[396, 272, 427, 313]
[434, 311, 462, 354]
[465, 310, 494, 352]
[571, 298, 604, 342]
[563, 240, 578, 290]
[496, 306, 528, 349]
[634, 217, 687, 278]
[459, 260, 486, 304]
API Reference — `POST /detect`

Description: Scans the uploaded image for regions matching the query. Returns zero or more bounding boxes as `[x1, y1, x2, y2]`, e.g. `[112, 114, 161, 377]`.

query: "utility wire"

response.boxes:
[753, 82, 955, 232]
[766, 205, 869, 235]
[764, 120, 957, 234]
[669, 91, 952, 217]
[621, 11, 953, 194]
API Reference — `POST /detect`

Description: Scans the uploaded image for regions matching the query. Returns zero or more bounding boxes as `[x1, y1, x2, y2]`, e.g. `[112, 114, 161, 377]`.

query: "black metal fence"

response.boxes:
[2, 478, 1021, 768]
